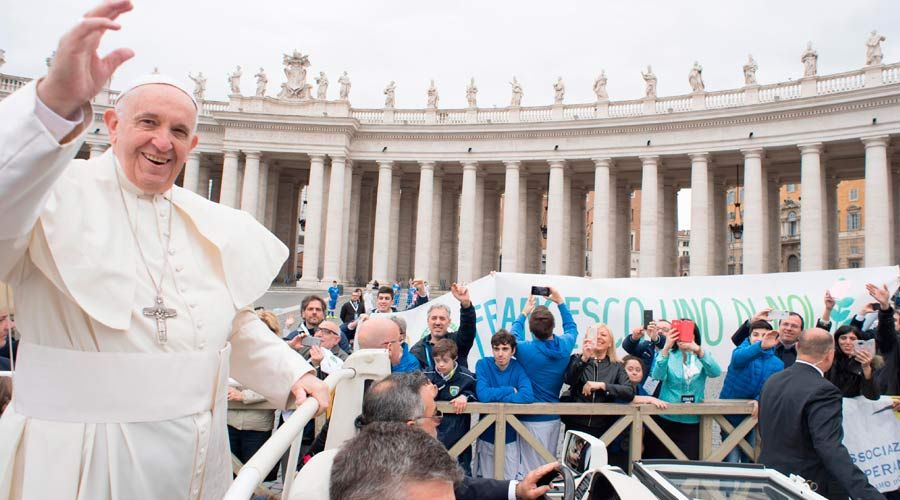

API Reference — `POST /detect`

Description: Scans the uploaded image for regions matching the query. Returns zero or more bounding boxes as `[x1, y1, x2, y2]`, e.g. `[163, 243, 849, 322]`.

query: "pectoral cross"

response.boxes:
[143, 295, 177, 344]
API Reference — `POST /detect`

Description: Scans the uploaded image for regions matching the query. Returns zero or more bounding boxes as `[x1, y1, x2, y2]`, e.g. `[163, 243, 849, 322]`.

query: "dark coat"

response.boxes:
[759, 362, 884, 500]
[410, 304, 476, 370]
[849, 307, 900, 396]
[562, 355, 634, 432]
[425, 365, 477, 454]
[454, 477, 511, 500]
[339, 300, 366, 325]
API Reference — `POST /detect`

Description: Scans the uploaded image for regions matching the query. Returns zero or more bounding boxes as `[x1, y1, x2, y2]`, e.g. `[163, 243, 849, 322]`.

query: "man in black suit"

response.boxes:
[339, 288, 366, 325]
[759, 328, 885, 500]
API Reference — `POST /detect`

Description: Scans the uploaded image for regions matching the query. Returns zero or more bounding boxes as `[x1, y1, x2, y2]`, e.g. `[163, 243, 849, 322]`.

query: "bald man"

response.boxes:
[759, 328, 884, 500]
[356, 317, 403, 366]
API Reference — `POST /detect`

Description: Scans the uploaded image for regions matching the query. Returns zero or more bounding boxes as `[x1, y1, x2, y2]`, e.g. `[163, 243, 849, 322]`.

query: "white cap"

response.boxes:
[115, 74, 198, 110]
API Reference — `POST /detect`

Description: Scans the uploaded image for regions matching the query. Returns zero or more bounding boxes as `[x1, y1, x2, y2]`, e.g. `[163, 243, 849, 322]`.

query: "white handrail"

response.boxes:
[223, 368, 356, 500]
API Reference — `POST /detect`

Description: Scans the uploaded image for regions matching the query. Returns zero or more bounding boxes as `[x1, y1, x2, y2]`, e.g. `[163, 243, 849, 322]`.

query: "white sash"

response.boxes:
[13, 342, 230, 424]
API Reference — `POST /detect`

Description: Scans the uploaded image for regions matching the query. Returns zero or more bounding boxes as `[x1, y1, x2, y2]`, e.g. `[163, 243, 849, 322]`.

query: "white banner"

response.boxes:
[843, 396, 900, 493]
[395, 266, 899, 369]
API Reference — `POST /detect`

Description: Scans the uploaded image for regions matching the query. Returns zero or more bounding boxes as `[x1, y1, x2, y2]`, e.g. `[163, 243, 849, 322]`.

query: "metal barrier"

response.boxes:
[433, 400, 758, 479]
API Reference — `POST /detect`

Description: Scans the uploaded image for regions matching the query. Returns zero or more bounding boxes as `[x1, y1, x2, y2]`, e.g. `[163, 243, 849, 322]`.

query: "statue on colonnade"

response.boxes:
[866, 30, 886, 66]
[0, 49, 5, 69]
[593, 70, 608, 100]
[254, 67, 267, 97]
[278, 50, 313, 100]
[315, 71, 328, 99]
[553, 76, 565, 104]
[384, 80, 396, 107]
[339, 71, 351, 100]
[743, 55, 758, 85]
[466, 77, 477, 107]
[642, 65, 657, 98]
[188, 71, 207, 101]
[228, 65, 242, 95]
[510, 76, 523, 106]
[426, 79, 439, 108]
[688, 61, 705, 92]
[801, 42, 818, 77]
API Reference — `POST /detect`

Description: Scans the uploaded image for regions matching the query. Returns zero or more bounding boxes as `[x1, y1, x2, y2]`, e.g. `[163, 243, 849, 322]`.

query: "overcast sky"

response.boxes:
[2, 0, 897, 228]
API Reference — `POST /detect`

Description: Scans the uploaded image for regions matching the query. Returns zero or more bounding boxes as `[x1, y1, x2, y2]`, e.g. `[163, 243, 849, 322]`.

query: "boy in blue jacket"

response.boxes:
[510, 288, 579, 472]
[425, 338, 477, 475]
[475, 330, 534, 480]
[719, 320, 783, 462]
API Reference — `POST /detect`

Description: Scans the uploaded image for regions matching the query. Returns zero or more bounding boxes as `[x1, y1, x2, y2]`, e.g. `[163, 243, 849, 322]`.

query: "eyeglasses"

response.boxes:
[317, 327, 340, 336]
[415, 409, 443, 424]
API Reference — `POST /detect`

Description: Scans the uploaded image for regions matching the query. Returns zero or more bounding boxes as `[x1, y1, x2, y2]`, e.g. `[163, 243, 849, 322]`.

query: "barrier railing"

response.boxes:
[433, 400, 758, 479]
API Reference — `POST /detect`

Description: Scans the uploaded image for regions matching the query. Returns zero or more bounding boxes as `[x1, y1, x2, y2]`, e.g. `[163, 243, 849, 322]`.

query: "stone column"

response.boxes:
[398, 180, 417, 281]
[517, 171, 529, 270]
[236, 160, 245, 208]
[89, 143, 107, 158]
[300, 154, 326, 285]
[767, 176, 780, 273]
[356, 177, 375, 283]
[322, 155, 347, 282]
[198, 165, 211, 199]
[256, 160, 269, 220]
[346, 167, 363, 284]
[546, 161, 566, 275]
[689, 153, 714, 276]
[639, 156, 660, 277]
[863, 136, 893, 266]
[414, 161, 435, 279]
[741, 148, 767, 274]
[799, 143, 826, 270]
[713, 180, 728, 275]
[219, 150, 239, 207]
[473, 172, 485, 280]
[458, 162, 478, 283]
[570, 187, 586, 275]
[429, 168, 444, 285]
[340, 160, 354, 284]
[240, 151, 261, 218]
[826, 176, 839, 269]
[371, 161, 395, 283]
[526, 186, 542, 274]
[440, 183, 458, 286]
[265, 167, 280, 231]
[483, 186, 501, 274]
[182, 151, 201, 194]
[561, 171, 572, 273]
[591, 158, 614, 277]
[388, 171, 402, 281]
[502, 161, 521, 272]
[660, 181, 677, 276]
[617, 182, 632, 277]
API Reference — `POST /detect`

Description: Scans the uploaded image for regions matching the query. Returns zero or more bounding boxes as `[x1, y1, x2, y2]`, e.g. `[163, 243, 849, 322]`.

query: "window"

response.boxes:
[848, 188, 859, 202]
[630, 232, 635, 251]
[787, 255, 800, 272]
[849, 259, 861, 269]
[726, 191, 735, 204]
[786, 184, 796, 193]
[681, 251, 689, 257]
[729, 211, 736, 221]
[847, 212, 861, 231]
[787, 211, 798, 236]
[850, 246, 860, 255]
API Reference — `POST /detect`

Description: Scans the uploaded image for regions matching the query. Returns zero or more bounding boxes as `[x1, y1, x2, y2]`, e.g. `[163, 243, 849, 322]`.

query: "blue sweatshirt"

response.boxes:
[392, 342, 422, 373]
[719, 338, 783, 401]
[475, 357, 534, 443]
[510, 303, 579, 421]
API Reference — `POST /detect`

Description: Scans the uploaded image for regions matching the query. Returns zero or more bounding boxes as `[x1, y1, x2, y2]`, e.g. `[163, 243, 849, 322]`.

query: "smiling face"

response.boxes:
[427, 306, 450, 338]
[749, 327, 769, 344]
[778, 314, 803, 344]
[104, 84, 198, 194]
[376, 293, 393, 313]
[837, 331, 858, 356]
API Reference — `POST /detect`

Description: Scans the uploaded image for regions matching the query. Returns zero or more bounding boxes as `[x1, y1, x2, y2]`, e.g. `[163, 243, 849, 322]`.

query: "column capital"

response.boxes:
[688, 152, 710, 162]
[639, 155, 660, 166]
[862, 135, 890, 148]
[243, 150, 261, 161]
[591, 157, 614, 168]
[329, 154, 347, 164]
[223, 149, 239, 159]
[461, 160, 478, 171]
[377, 160, 395, 170]
[309, 153, 327, 163]
[740, 147, 765, 159]
[503, 160, 522, 169]
[419, 160, 436, 170]
[797, 142, 824, 154]
[548, 159, 567, 169]
[187, 151, 201, 161]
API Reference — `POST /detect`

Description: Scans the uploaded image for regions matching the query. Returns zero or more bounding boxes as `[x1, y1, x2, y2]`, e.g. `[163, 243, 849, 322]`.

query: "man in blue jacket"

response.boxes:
[510, 288, 578, 472]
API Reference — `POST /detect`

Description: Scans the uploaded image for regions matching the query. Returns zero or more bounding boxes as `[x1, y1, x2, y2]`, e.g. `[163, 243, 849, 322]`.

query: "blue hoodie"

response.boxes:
[719, 338, 784, 401]
[510, 303, 579, 421]
[392, 342, 422, 373]
[475, 357, 534, 443]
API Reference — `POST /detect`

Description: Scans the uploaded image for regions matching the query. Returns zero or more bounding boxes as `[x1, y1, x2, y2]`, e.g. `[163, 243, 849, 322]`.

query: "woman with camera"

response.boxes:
[649, 319, 721, 460]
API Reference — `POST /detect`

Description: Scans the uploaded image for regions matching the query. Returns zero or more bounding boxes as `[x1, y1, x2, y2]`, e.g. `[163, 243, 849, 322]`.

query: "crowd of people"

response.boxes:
[227, 279, 900, 499]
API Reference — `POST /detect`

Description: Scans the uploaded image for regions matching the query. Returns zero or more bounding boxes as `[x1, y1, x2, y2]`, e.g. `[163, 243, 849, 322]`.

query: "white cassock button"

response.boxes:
[175, 264, 184, 272]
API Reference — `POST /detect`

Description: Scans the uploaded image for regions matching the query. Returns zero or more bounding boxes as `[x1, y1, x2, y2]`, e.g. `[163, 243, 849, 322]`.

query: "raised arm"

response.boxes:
[511, 295, 535, 342]
[548, 287, 577, 345]
[450, 283, 477, 359]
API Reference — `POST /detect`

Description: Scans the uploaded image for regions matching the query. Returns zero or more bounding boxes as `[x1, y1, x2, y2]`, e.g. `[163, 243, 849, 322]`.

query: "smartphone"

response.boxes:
[643, 310, 653, 328]
[855, 339, 876, 356]
[300, 336, 321, 347]
[535, 468, 562, 487]
[531, 286, 551, 297]
[768, 310, 789, 321]
[671, 319, 696, 343]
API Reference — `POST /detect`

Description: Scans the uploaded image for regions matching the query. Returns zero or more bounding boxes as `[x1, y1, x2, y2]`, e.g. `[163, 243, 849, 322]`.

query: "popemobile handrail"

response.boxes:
[222, 367, 356, 500]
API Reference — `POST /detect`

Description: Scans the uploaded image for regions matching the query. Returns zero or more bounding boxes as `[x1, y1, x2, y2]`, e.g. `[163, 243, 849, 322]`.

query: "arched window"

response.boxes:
[787, 254, 800, 272]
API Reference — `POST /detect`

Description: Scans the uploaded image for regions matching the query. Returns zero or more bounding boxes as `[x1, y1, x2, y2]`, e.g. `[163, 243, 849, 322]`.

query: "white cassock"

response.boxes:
[0, 82, 313, 499]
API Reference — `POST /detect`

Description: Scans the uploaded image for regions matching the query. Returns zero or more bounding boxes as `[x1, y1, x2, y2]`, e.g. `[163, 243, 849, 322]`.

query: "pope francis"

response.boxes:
[0, 2, 329, 499]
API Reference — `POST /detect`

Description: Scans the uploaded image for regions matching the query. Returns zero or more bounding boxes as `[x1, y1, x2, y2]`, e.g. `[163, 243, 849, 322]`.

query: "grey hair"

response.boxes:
[389, 315, 407, 337]
[330, 422, 462, 500]
[359, 372, 429, 425]
[427, 303, 451, 318]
